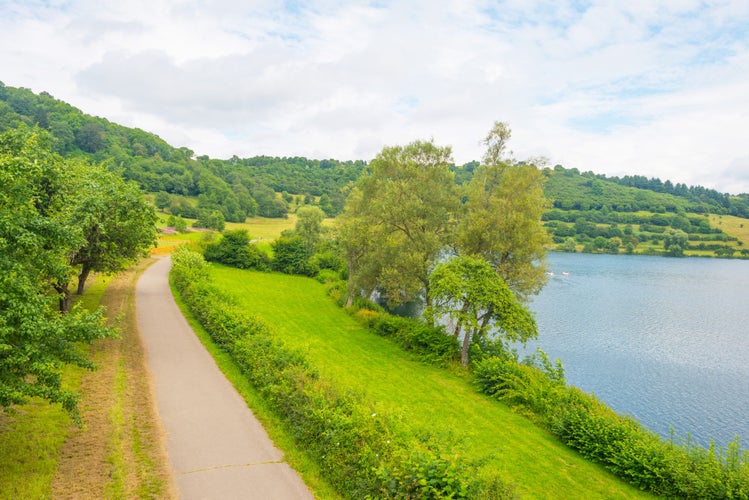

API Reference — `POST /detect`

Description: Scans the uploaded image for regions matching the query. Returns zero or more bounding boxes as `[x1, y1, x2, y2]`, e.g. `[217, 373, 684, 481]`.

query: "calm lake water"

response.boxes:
[523, 252, 749, 449]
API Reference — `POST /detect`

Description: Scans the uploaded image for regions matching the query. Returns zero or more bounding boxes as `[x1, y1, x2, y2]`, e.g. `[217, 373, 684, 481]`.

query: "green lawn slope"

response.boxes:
[209, 265, 652, 499]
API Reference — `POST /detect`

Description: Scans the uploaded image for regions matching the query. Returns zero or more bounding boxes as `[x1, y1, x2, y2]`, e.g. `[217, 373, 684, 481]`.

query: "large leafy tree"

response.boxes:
[342, 140, 458, 308]
[58, 164, 158, 307]
[426, 256, 537, 366]
[0, 126, 112, 418]
[456, 122, 550, 301]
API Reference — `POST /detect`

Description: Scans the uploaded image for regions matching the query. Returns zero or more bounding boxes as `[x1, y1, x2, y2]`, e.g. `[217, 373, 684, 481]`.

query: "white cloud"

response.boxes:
[1, 0, 748, 193]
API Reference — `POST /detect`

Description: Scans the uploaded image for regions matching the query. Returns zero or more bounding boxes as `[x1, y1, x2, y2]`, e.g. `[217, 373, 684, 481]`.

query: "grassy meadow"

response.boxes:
[710, 214, 749, 246]
[208, 264, 652, 499]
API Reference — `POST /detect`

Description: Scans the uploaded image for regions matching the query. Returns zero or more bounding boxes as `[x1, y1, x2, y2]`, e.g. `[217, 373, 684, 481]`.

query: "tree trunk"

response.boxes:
[55, 282, 72, 313]
[76, 265, 92, 295]
[345, 257, 358, 308]
[461, 328, 472, 367]
[423, 280, 433, 326]
[477, 313, 492, 340]
[451, 301, 472, 337]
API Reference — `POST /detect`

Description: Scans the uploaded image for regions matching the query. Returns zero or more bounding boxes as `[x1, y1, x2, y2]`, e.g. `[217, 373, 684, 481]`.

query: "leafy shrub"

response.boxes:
[370, 315, 460, 365]
[203, 229, 271, 270]
[315, 268, 340, 284]
[271, 235, 318, 276]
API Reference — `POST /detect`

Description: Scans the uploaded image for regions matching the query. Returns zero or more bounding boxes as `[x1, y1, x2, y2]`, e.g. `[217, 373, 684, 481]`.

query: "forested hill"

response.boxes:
[3, 81, 748, 228]
[0, 81, 364, 222]
[543, 165, 749, 218]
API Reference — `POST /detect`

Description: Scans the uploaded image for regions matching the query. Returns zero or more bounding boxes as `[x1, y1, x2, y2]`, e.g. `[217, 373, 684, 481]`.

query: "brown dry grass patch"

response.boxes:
[51, 261, 176, 499]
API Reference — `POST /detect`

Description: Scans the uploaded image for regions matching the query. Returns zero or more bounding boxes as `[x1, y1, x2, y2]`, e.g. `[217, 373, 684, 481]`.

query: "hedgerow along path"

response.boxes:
[136, 257, 314, 499]
[208, 264, 653, 499]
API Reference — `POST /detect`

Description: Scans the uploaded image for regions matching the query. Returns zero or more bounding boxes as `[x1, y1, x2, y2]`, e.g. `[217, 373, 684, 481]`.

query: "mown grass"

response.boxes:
[209, 265, 653, 499]
[49, 261, 174, 499]
[0, 264, 175, 499]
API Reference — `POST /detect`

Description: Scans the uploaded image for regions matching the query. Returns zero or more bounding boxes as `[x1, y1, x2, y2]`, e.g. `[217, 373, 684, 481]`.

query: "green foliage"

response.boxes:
[295, 205, 326, 252]
[64, 163, 159, 296]
[474, 354, 749, 498]
[271, 235, 318, 276]
[664, 229, 689, 257]
[0, 83, 363, 228]
[203, 229, 270, 270]
[170, 248, 504, 499]
[0, 126, 114, 419]
[363, 314, 460, 365]
[543, 166, 748, 258]
[342, 139, 458, 307]
[458, 151, 550, 302]
[194, 209, 225, 231]
[427, 255, 538, 366]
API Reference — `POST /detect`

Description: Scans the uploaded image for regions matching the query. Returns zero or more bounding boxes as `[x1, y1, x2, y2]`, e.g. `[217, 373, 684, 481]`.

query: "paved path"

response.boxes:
[137, 257, 314, 500]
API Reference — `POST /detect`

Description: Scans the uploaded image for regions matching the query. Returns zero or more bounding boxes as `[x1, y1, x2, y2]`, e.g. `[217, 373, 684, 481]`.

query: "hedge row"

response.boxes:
[170, 248, 513, 499]
[474, 357, 749, 499]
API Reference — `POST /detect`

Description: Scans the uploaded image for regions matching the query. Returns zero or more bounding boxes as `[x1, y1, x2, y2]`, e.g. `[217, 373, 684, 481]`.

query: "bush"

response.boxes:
[369, 315, 460, 365]
[271, 235, 318, 276]
[203, 229, 271, 270]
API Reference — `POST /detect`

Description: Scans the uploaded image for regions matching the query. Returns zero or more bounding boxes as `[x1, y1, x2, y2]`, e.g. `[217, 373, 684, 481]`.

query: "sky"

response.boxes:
[1, 0, 748, 194]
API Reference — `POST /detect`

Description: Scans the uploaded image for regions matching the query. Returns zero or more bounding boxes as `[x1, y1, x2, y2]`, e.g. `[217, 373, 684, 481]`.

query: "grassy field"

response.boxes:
[209, 265, 653, 499]
[710, 214, 749, 247]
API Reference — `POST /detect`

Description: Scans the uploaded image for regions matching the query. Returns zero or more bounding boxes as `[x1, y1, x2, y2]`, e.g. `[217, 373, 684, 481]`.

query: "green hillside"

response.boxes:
[0, 81, 364, 221]
[207, 264, 650, 499]
[541, 166, 749, 258]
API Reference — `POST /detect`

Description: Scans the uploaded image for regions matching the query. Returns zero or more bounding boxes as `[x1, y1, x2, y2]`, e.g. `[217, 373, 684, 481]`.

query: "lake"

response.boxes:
[522, 252, 749, 449]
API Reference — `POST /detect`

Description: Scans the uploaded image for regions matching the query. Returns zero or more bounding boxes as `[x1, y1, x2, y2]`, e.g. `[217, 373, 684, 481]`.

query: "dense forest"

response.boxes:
[2, 81, 748, 257]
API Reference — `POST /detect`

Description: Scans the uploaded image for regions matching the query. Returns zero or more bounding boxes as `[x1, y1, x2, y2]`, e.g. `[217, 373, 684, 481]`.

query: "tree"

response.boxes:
[664, 229, 688, 257]
[0, 126, 112, 419]
[338, 188, 381, 307]
[195, 209, 225, 231]
[481, 120, 513, 165]
[606, 237, 622, 254]
[63, 164, 158, 301]
[295, 205, 326, 253]
[457, 124, 550, 301]
[559, 237, 577, 253]
[425, 256, 537, 366]
[154, 191, 171, 210]
[75, 122, 105, 153]
[340, 140, 458, 308]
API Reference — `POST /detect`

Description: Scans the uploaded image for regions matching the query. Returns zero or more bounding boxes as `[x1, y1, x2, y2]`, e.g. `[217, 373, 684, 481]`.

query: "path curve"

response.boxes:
[137, 256, 314, 500]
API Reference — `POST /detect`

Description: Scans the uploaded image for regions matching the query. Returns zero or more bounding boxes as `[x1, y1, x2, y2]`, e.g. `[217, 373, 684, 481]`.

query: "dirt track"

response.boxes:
[136, 256, 314, 499]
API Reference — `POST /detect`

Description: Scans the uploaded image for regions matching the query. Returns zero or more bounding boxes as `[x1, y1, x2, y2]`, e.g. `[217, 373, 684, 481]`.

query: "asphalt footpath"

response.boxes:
[136, 256, 314, 500]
